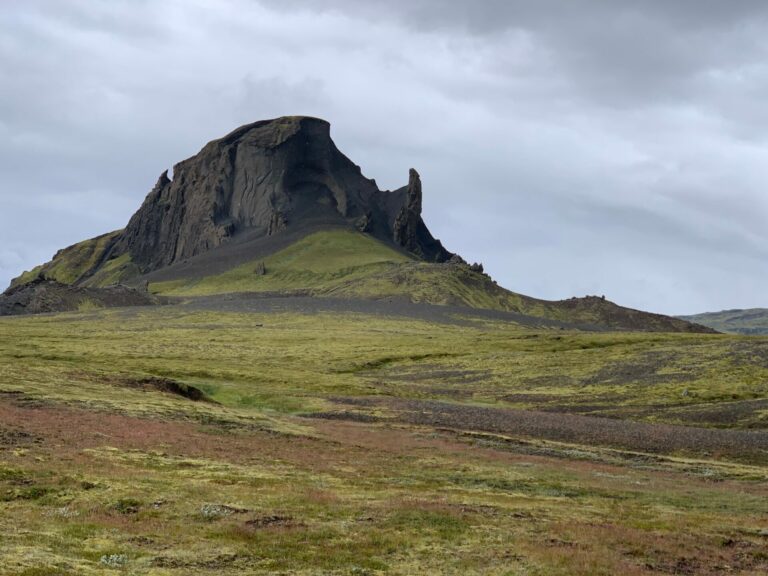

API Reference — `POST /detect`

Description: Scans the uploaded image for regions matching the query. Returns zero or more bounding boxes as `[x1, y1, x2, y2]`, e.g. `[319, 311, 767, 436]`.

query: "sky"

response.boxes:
[1, 0, 767, 315]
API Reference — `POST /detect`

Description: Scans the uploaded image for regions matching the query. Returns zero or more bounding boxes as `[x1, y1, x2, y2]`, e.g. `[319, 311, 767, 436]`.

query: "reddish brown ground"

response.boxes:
[2, 396, 766, 497]
[3, 396, 768, 574]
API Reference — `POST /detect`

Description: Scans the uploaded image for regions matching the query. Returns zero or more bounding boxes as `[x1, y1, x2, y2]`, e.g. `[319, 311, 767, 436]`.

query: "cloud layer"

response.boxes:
[2, 0, 767, 314]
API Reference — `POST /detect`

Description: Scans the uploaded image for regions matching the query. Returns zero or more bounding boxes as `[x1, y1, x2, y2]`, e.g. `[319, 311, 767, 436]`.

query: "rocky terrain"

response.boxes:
[10, 116, 450, 290]
[0, 277, 156, 316]
[0, 116, 714, 333]
[1, 300, 766, 575]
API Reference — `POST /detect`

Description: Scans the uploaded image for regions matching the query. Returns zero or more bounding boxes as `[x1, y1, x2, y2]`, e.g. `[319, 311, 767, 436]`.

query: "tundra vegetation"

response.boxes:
[1, 303, 767, 575]
[1, 117, 764, 573]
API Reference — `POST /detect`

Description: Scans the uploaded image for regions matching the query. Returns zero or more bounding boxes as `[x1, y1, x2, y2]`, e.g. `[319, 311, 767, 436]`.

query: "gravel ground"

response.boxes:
[178, 292, 600, 329]
[326, 397, 768, 461]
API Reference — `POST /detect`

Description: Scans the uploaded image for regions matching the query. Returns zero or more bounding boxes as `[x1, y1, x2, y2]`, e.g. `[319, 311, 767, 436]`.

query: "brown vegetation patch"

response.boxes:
[0, 398, 281, 464]
[549, 522, 768, 576]
[543, 396, 641, 416]
[0, 397, 415, 475]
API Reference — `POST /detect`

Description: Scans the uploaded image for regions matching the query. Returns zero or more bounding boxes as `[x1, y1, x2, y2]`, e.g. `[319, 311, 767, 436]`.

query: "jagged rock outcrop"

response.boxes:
[107, 116, 452, 273]
[392, 169, 452, 261]
[393, 168, 422, 247]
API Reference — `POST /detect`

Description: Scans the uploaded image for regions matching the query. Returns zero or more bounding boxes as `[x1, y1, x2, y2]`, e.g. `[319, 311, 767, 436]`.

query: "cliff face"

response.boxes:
[110, 116, 451, 273]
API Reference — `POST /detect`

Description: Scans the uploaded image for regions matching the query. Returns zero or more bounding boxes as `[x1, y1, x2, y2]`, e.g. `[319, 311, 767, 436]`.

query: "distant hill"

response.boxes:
[0, 116, 714, 333]
[678, 309, 768, 335]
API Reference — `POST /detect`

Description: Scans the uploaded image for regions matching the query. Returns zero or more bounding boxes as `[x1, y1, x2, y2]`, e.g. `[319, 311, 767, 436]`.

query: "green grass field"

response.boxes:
[1, 303, 767, 574]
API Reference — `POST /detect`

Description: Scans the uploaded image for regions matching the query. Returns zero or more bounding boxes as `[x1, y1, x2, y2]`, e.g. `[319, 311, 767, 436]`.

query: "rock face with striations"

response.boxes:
[109, 116, 451, 273]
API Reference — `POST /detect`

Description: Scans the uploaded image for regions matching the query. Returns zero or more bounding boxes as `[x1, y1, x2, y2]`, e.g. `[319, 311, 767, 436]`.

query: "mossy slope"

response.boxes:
[9, 230, 139, 290]
[8, 228, 710, 332]
[151, 230, 710, 332]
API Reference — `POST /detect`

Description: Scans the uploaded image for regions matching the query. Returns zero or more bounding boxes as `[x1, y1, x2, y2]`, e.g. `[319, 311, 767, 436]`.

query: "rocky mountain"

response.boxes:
[9, 116, 451, 292]
[114, 117, 452, 272]
[116, 117, 449, 280]
[678, 309, 768, 335]
[1, 116, 714, 333]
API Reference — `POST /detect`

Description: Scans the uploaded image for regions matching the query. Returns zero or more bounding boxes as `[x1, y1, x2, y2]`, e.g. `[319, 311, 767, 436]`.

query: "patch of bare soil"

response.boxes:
[106, 375, 213, 402]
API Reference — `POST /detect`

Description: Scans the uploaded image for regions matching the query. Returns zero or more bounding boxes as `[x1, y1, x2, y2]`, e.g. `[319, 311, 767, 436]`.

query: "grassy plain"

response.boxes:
[1, 304, 767, 574]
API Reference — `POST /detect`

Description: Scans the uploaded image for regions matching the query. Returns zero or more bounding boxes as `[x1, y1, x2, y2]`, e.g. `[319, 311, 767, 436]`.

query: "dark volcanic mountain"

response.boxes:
[110, 116, 450, 274]
[1, 116, 714, 333]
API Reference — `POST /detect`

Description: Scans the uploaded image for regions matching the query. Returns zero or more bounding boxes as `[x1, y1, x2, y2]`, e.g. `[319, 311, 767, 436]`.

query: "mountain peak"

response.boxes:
[212, 116, 330, 150]
[105, 117, 452, 273]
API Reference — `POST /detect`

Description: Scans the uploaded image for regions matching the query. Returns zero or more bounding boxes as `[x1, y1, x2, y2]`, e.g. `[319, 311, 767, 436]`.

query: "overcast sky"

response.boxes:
[2, 1, 767, 315]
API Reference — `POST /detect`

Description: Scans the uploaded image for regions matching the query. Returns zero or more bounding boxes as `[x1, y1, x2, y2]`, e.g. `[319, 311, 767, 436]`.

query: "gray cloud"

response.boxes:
[276, 1, 768, 32]
[1, 0, 767, 314]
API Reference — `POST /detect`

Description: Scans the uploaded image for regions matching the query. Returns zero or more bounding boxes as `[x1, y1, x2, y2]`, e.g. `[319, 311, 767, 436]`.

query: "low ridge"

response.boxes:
[0, 277, 157, 316]
[679, 308, 768, 335]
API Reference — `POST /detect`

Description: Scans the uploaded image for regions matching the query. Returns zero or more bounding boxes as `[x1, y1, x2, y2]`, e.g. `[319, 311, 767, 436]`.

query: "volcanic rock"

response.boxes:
[393, 168, 447, 260]
[108, 116, 452, 273]
[0, 277, 157, 316]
